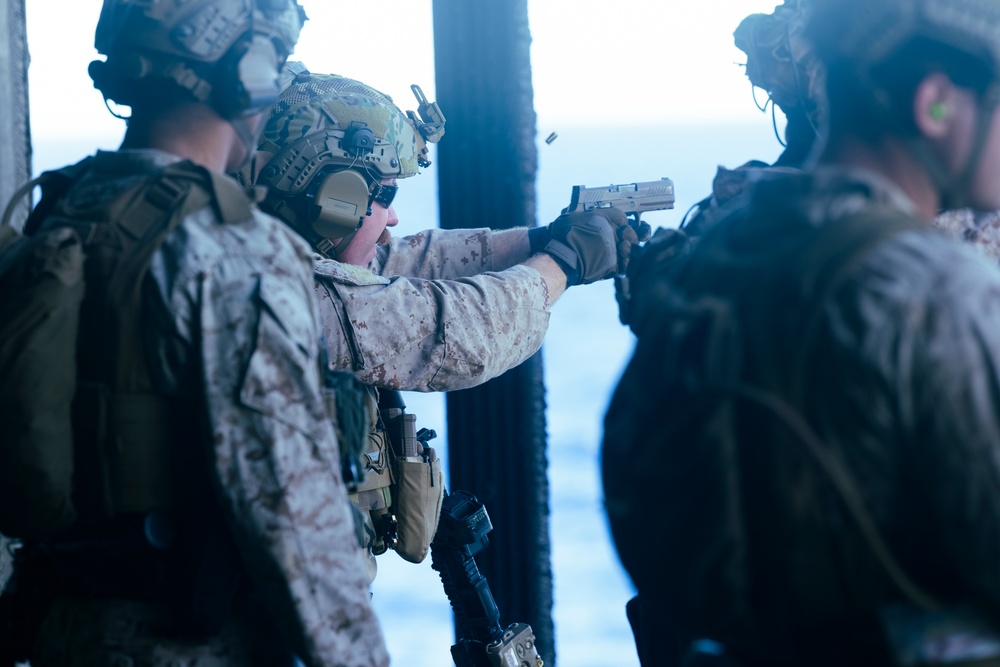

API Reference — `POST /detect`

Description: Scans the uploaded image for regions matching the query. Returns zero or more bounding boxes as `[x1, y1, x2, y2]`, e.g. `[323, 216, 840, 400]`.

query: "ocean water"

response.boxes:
[30, 121, 783, 666]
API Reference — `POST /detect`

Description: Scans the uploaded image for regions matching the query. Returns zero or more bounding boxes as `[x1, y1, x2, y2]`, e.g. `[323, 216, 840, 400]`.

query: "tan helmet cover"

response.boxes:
[255, 67, 445, 249]
[258, 69, 445, 196]
[90, 0, 307, 113]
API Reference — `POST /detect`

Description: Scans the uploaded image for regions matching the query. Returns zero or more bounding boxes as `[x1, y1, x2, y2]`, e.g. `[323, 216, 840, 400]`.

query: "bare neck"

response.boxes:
[820, 134, 941, 218]
[119, 101, 241, 174]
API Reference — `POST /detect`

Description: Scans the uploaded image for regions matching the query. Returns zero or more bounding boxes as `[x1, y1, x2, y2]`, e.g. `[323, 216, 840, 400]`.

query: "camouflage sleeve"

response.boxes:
[196, 213, 389, 667]
[315, 260, 551, 391]
[371, 227, 529, 279]
[932, 208, 1000, 262]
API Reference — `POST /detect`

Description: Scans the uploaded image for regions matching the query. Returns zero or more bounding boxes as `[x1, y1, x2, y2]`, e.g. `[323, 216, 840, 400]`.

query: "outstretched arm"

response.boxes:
[372, 227, 531, 280]
[316, 263, 553, 392]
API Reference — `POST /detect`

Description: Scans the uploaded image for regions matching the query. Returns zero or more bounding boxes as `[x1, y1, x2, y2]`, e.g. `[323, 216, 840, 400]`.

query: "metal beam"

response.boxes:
[0, 0, 30, 231]
[0, 0, 31, 593]
[432, 0, 555, 662]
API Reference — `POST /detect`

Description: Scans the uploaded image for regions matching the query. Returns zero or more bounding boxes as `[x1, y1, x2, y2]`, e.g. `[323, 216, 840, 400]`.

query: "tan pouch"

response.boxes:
[392, 453, 444, 563]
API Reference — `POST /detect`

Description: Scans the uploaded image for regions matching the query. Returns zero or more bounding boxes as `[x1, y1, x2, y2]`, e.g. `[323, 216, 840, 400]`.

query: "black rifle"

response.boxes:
[430, 489, 544, 667]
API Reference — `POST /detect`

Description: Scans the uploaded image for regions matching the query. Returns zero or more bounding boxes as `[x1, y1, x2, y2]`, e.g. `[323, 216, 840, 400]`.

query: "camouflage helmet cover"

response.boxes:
[734, 0, 825, 125]
[90, 0, 306, 110]
[805, 0, 1000, 81]
[257, 68, 446, 198]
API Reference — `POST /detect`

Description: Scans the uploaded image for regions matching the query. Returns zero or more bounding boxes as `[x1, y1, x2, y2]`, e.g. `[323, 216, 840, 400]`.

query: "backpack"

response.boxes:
[0, 157, 252, 541]
[603, 182, 938, 662]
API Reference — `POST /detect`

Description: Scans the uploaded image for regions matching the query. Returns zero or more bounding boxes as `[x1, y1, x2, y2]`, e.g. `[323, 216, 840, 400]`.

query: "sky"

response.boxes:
[27, 0, 784, 146]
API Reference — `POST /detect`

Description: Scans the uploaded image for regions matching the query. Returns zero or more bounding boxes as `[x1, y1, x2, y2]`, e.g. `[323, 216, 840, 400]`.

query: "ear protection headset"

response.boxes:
[91, 34, 284, 118]
[308, 168, 371, 240]
[212, 34, 285, 118]
[303, 122, 379, 240]
[257, 119, 390, 249]
[89, 0, 305, 118]
[258, 71, 446, 258]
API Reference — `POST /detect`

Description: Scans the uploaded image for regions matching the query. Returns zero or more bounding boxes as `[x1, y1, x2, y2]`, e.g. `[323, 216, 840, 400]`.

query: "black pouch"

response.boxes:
[0, 544, 57, 666]
[171, 516, 244, 639]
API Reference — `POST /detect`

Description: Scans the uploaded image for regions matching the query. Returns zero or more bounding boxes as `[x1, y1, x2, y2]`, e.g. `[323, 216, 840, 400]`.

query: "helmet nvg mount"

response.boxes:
[89, 0, 307, 118]
[256, 67, 446, 251]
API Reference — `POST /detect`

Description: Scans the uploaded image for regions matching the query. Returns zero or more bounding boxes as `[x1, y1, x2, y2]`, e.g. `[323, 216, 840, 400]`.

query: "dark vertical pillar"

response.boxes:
[0, 0, 31, 593]
[0, 0, 30, 231]
[432, 1, 555, 663]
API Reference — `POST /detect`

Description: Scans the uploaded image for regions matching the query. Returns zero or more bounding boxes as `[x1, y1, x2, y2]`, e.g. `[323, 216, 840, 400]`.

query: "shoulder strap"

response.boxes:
[732, 382, 943, 613]
[202, 167, 254, 224]
[113, 160, 252, 241]
[72, 161, 255, 519]
[2, 156, 94, 234]
[738, 207, 942, 613]
[26, 157, 94, 234]
[106, 160, 252, 392]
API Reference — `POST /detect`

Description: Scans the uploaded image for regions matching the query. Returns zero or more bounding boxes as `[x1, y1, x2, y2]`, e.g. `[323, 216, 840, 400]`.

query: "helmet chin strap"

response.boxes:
[325, 226, 359, 259]
[294, 215, 359, 260]
[281, 215, 354, 259]
[228, 114, 264, 175]
[258, 189, 362, 261]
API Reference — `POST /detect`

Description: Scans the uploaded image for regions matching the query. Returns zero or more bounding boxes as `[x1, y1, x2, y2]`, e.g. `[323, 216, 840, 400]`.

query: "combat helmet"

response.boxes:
[89, 0, 307, 118]
[734, 0, 825, 147]
[806, 0, 1000, 82]
[255, 65, 446, 251]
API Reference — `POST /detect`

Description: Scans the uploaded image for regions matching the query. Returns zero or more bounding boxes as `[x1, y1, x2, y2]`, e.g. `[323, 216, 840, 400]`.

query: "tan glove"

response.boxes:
[544, 208, 628, 285]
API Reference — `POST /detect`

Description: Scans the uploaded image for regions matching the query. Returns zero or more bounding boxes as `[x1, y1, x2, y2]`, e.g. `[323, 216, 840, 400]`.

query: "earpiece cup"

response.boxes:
[310, 170, 369, 239]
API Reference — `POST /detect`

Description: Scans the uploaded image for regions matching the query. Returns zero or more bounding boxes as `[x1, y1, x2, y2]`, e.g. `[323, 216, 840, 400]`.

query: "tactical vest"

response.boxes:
[310, 257, 445, 570]
[331, 382, 443, 569]
[605, 182, 941, 665]
[0, 157, 253, 540]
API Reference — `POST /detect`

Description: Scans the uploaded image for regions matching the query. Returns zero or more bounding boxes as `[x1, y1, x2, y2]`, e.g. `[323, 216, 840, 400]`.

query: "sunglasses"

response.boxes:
[369, 181, 398, 209]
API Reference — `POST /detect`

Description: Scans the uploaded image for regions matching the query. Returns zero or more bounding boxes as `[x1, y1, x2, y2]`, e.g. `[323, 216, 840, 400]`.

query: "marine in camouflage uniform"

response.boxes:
[30, 150, 384, 667]
[604, 0, 1000, 665]
[255, 68, 643, 582]
[258, 70, 563, 392]
[9, 3, 387, 666]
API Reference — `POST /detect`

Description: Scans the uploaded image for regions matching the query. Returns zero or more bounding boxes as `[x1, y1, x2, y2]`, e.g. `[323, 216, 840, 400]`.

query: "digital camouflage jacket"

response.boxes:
[32, 150, 387, 667]
[315, 227, 551, 391]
